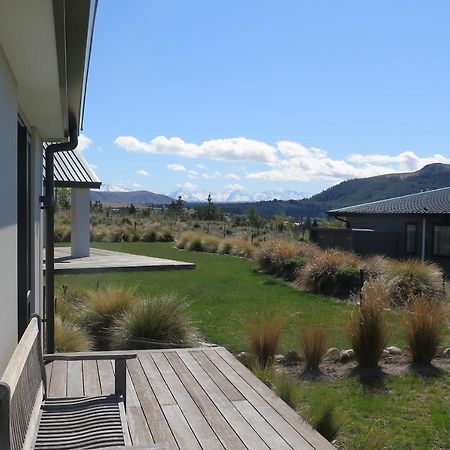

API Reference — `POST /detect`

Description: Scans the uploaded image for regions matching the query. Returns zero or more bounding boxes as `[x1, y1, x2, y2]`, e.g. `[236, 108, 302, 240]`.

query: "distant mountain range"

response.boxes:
[218, 163, 450, 218]
[90, 190, 174, 205]
[91, 163, 450, 217]
[169, 189, 309, 203]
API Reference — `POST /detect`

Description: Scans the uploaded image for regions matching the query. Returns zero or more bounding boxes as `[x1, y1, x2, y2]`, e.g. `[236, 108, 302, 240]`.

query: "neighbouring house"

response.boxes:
[0, 0, 96, 372]
[310, 187, 450, 276]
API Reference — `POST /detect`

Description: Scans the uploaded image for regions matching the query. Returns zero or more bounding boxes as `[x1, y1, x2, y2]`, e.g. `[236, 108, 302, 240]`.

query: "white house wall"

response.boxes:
[0, 43, 18, 373]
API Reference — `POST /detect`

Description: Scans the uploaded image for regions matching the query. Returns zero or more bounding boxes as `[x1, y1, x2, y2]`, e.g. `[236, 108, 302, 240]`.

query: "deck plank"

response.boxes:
[67, 360, 84, 397]
[127, 357, 178, 449]
[97, 359, 115, 395]
[216, 348, 334, 450]
[162, 404, 202, 450]
[48, 360, 67, 397]
[152, 352, 225, 450]
[166, 351, 247, 450]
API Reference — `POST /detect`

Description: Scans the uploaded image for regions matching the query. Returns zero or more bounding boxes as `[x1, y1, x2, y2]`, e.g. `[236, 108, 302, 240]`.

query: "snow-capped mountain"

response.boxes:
[170, 189, 309, 203]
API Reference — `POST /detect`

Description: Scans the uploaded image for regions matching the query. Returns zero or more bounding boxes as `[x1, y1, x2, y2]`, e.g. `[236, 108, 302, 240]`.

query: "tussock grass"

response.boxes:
[250, 362, 276, 388]
[298, 250, 360, 296]
[382, 258, 444, 307]
[313, 402, 340, 442]
[112, 294, 193, 350]
[404, 296, 448, 365]
[54, 315, 92, 352]
[254, 239, 302, 275]
[275, 376, 302, 409]
[347, 279, 390, 367]
[300, 326, 328, 371]
[243, 309, 284, 367]
[80, 286, 137, 347]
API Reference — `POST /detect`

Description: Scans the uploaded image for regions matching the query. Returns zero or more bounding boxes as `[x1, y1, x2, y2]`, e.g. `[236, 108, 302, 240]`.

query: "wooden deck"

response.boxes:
[46, 247, 195, 274]
[45, 347, 333, 450]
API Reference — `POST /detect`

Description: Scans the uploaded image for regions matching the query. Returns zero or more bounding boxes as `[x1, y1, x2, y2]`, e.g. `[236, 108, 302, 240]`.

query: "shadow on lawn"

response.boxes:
[349, 366, 387, 392]
[409, 363, 445, 379]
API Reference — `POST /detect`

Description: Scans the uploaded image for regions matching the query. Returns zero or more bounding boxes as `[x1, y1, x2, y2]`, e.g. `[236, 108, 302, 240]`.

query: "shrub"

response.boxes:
[313, 402, 340, 442]
[347, 279, 390, 367]
[108, 229, 123, 242]
[281, 256, 306, 281]
[129, 232, 141, 242]
[299, 326, 328, 371]
[80, 286, 137, 349]
[91, 227, 107, 242]
[298, 249, 360, 296]
[202, 235, 220, 253]
[142, 229, 157, 242]
[53, 225, 67, 243]
[158, 229, 174, 242]
[251, 362, 276, 388]
[275, 376, 302, 409]
[334, 266, 361, 297]
[254, 239, 301, 275]
[187, 235, 205, 252]
[112, 294, 193, 350]
[54, 316, 92, 352]
[383, 259, 443, 306]
[243, 310, 284, 367]
[404, 296, 448, 365]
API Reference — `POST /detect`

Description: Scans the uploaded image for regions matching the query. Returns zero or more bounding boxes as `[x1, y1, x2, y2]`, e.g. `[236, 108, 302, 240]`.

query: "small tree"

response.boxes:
[168, 195, 185, 219]
[247, 206, 264, 234]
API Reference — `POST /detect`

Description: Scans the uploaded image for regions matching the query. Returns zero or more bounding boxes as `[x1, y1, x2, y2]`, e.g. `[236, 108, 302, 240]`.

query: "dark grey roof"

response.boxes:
[328, 187, 450, 216]
[43, 149, 101, 189]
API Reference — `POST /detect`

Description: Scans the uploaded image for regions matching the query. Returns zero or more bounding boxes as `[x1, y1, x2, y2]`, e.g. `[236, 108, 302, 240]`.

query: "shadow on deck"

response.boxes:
[46, 347, 333, 449]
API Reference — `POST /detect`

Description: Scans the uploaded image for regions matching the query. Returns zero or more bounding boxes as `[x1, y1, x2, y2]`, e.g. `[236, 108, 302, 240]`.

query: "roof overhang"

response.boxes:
[0, 0, 96, 140]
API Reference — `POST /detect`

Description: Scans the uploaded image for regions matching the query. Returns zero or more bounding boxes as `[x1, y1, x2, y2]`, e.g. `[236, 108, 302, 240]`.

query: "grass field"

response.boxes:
[56, 242, 450, 448]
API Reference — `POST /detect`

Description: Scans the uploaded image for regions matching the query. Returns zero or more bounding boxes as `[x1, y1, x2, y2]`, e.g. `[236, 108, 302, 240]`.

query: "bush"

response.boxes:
[158, 229, 174, 242]
[347, 279, 390, 367]
[54, 315, 92, 352]
[281, 256, 306, 281]
[202, 235, 220, 253]
[404, 296, 447, 365]
[383, 259, 444, 307]
[112, 294, 193, 349]
[187, 235, 205, 252]
[243, 309, 284, 367]
[80, 286, 137, 349]
[218, 240, 233, 255]
[275, 376, 302, 409]
[142, 229, 158, 242]
[91, 227, 107, 242]
[108, 229, 123, 242]
[298, 250, 360, 296]
[313, 402, 340, 442]
[254, 239, 301, 275]
[334, 266, 361, 297]
[229, 239, 253, 258]
[299, 326, 328, 371]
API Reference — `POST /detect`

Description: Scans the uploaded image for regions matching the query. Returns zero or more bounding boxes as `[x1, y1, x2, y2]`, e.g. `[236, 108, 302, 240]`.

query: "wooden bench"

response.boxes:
[0, 315, 138, 450]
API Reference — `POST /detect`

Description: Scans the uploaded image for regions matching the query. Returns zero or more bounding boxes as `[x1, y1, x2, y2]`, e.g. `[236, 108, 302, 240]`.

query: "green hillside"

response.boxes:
[218, 163, 450, 218]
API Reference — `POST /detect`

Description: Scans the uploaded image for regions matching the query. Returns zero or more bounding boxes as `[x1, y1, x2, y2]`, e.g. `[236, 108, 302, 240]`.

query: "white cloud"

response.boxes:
[176, 182, 197, 191]
[132, 183, 142, 188]
[76, 134, 93, 153]
[196, 163, 207, 169]
[225, 183, 245, 190]
[167, 163, 187, 172]
[136, 169, 149, 177]
[225, 173, 241, 180]
[114, 135, 278, 163]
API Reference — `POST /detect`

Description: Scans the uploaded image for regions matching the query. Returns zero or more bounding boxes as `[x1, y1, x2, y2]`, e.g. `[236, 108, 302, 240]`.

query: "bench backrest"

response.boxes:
[0, 316, 47, 450]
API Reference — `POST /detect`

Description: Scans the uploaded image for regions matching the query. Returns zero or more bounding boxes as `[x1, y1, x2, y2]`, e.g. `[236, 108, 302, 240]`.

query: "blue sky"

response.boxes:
[80, 0, 450, 198]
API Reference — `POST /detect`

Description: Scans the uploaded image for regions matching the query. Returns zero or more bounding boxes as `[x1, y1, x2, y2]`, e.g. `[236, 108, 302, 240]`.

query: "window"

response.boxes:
[433, 225, 450, 257]
[405, 223, 417, 254]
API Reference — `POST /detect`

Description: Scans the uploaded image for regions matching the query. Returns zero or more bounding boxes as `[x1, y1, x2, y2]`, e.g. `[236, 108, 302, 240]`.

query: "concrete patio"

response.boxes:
[44, 247, 195, 274]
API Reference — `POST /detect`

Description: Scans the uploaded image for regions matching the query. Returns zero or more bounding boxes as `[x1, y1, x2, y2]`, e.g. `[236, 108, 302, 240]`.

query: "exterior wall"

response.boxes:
[0, 44, 18, 373]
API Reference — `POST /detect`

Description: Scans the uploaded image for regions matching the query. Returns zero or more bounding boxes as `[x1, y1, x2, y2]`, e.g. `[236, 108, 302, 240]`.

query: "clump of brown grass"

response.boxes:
[229, 239, 253, 258]
[254, 239, 301, 275]
[298, 249, 360, 296]
[243, 310, 284, 367]
[382, 259, 444, 307]
[404, 296, 448, 366]
[347, 279, 390, 367]
[54, 315, 92, 352]
[80, 286, 137, 348]
[275, 375, 302, 409]
[112, 294, 193, 350]
[299, 326, 328, 371]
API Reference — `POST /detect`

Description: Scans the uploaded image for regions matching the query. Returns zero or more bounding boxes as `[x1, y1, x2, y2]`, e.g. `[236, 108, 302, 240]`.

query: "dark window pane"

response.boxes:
[406, 224, 416, 254]
[433, 225, 450, 257]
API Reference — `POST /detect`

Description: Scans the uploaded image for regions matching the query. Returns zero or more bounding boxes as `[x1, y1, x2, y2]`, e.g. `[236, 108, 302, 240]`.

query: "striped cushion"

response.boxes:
[34, 395, 126, 449]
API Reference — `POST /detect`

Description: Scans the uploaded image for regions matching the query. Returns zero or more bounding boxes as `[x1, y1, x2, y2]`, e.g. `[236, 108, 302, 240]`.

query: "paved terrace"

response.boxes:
[45, 347, 333, 450]
[45, 247, 195, 274]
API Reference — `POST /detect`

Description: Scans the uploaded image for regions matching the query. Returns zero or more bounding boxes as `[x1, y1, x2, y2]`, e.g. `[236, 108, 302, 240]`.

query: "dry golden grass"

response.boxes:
[383, 259, 444, 306]
[254, 239, 302, 275]
[54, 315, 92, 352]
[243, 309, 284, 367]
[404, 296, 448, 365]
[299, 326, 328, 371]
[347, 279, 390, 367]
[297, 249, 360, 295]
[229, 238, 254, 258]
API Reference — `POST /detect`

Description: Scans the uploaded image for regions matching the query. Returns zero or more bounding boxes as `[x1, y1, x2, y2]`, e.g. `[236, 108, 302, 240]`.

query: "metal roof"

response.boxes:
[328, 187, 450, 216]
[43, 148, 101, 189]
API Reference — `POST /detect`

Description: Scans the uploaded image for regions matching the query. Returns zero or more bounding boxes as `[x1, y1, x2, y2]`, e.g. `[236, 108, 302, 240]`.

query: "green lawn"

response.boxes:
[56, 242, 409, 352]
[56, 242, 450, 449]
